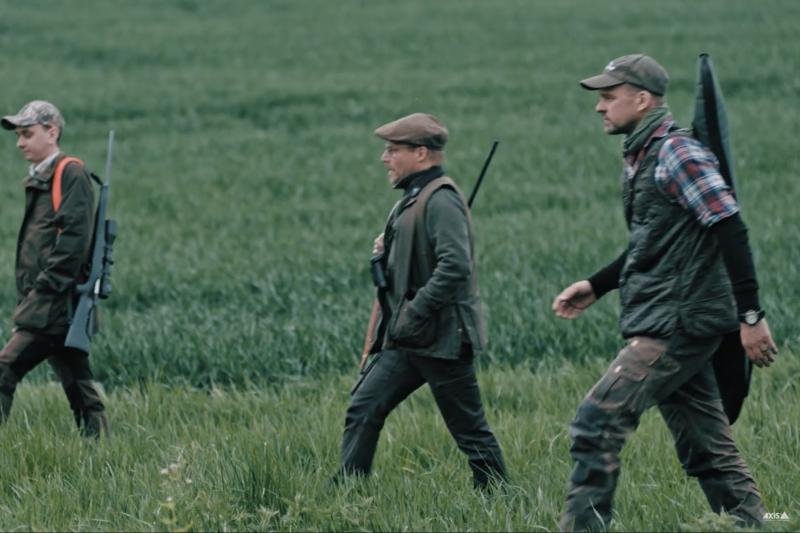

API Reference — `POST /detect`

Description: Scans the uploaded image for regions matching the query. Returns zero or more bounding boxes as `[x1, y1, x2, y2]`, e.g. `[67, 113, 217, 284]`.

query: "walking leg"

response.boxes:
[659, 362, 763, 526]
[339, 351, 423, 477]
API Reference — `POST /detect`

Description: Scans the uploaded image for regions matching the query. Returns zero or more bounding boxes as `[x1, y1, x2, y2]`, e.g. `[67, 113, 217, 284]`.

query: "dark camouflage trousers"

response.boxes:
[560, 333, 763, 532]
[0, 329, 109, 438]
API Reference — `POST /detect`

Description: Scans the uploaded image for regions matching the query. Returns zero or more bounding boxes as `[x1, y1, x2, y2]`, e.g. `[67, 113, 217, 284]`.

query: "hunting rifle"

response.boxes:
[65, 130, 117, 353]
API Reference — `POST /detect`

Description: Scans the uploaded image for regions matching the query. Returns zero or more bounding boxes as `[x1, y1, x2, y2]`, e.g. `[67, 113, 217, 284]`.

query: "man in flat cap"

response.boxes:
[334, 113, 507, 490]
[0, 100, 109, 438]
[553, 55, 775, 530]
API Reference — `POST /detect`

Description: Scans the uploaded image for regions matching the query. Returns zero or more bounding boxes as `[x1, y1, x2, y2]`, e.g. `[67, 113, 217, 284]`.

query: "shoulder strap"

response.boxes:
[414, 176, 459, 210]
[413, 176, 462, 260]
[414, 176, 469, 284]
[52, 156, 84, 212]
[392, 176, 471, 300]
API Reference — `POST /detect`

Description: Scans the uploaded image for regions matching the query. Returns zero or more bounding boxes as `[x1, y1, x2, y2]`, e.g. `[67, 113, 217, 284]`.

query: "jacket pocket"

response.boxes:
[455, 299, 485, 350]
[679, 295, 738, 338]
[390, 298, 437, 348]
[13, 289, 53, 330]
[590, 363, 647, 407]
[620, 272, 676, 308]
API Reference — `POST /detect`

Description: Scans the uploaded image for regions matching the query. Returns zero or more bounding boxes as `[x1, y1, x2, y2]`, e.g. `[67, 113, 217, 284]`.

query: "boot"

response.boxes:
[82, 409, 110, 439]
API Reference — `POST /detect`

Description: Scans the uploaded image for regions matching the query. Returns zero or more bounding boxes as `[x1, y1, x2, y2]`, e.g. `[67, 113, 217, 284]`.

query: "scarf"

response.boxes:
[622, 106, 670, 157]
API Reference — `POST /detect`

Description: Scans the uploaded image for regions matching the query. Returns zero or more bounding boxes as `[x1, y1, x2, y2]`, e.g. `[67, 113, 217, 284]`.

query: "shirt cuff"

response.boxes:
[588, 251, 627, 299]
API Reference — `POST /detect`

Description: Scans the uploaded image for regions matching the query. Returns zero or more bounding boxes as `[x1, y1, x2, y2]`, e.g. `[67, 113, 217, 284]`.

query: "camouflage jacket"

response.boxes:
[13, 153, 94, 334]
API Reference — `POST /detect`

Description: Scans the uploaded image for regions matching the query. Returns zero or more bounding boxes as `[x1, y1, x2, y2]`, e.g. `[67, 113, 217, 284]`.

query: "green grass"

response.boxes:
[1, 355, 797, 532]
[1, 0, 797, 386]
[0, 0, 797, 530]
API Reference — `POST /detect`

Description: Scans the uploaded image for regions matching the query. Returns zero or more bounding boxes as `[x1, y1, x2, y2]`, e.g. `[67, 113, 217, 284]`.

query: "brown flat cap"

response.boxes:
[374, 113, 448, 150]
[580, 54, 669, 96]
[2, 100, 65, 131]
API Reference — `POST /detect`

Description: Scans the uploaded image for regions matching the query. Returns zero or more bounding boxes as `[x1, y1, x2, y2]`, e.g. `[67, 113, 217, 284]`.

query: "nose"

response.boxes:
[595, 100, 605, 114]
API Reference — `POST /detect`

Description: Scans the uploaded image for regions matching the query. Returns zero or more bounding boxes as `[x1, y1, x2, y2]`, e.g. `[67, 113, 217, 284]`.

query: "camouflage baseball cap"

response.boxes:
[580, 54, 669, 96]
[1, 100, 65, 131]
[375, 113, 448, 150]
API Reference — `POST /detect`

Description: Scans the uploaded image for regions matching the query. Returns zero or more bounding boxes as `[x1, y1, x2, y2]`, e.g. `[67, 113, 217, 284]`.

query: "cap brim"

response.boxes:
[0, 115, 36, 130]
[580, 73, 624, 90]
[374, 131, 421, 146]
[0, 117, 20, 130]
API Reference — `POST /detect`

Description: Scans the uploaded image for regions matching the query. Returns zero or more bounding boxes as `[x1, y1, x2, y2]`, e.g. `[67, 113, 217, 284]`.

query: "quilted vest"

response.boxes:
[620, 130, 738, 339]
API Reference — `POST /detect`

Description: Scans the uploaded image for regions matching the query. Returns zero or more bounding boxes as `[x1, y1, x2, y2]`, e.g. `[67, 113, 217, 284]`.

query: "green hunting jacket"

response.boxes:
[13, 153, 94, 334]
[381, 166, 487, 359]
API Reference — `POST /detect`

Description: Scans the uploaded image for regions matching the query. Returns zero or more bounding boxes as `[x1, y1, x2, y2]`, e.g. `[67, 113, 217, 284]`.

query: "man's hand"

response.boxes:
[373, 233, 384, 256]
[741, 318, 778, 368]
[552, 280, 597, 319]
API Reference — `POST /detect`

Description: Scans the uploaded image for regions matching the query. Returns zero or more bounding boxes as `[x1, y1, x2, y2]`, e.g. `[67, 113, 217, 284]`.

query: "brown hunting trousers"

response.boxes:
[560, 331, 763, 532]
[0, 329, 109, 438]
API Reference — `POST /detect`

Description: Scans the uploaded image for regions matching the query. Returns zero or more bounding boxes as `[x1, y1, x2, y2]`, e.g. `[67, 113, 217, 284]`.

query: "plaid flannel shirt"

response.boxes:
[624, 117, 739, 227]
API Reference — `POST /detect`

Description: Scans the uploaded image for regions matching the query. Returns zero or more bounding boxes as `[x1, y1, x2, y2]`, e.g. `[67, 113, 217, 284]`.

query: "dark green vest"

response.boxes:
[620, 129, 738, 339]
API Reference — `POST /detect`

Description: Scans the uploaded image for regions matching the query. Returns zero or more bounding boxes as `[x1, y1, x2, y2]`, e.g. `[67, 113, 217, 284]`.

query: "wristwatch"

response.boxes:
[739, 309, 765, 326]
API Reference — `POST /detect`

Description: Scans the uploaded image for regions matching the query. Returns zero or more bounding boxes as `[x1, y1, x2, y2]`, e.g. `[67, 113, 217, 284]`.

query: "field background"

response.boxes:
[0, 0, 797, 531]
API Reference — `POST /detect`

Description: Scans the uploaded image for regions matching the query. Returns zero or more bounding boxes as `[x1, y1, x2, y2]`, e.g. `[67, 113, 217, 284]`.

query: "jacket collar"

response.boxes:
[24, 151, 64, 190]
[394, 165, 445, 199]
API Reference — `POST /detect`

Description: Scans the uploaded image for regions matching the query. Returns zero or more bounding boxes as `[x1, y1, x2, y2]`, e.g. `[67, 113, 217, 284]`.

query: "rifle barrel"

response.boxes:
[104, 130, 115, 186]
[467, 140, 499, 208]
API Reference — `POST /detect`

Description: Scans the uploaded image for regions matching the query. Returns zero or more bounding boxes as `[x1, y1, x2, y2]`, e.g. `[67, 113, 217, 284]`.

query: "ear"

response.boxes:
[635, 91, 655, 112]
[414, 145, 429, 162]
[46, 125, 60, 143]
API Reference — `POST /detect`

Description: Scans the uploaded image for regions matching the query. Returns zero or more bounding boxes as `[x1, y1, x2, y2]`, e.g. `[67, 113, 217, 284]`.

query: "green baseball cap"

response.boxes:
[580, 54, 669, 96]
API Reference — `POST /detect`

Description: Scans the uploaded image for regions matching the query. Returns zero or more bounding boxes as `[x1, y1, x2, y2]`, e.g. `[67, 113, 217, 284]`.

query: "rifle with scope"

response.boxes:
[65, 130, 118, 353]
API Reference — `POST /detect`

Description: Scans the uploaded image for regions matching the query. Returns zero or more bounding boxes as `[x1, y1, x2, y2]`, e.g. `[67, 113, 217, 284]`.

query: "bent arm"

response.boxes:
[587, 250, 627, 299]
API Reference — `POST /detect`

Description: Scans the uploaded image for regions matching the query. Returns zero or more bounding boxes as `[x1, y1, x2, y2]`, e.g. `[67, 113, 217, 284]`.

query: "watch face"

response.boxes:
[744, 310, 758, 325]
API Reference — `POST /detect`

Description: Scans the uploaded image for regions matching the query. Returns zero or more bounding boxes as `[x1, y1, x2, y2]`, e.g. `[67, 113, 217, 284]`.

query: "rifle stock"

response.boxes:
[360, 299, 381, 369]
[65, 130, 116, 353]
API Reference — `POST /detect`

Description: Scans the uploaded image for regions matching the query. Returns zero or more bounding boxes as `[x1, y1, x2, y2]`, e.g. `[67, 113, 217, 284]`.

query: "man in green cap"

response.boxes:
[0, 100, 109, 438]
[334, 112, 507, 490]
[553, 54, 776, 530]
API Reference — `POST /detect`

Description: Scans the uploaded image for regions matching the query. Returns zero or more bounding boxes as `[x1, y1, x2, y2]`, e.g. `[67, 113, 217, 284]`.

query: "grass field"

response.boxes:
[1, 356, 798, 531]
[0, 0, 798, 531]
